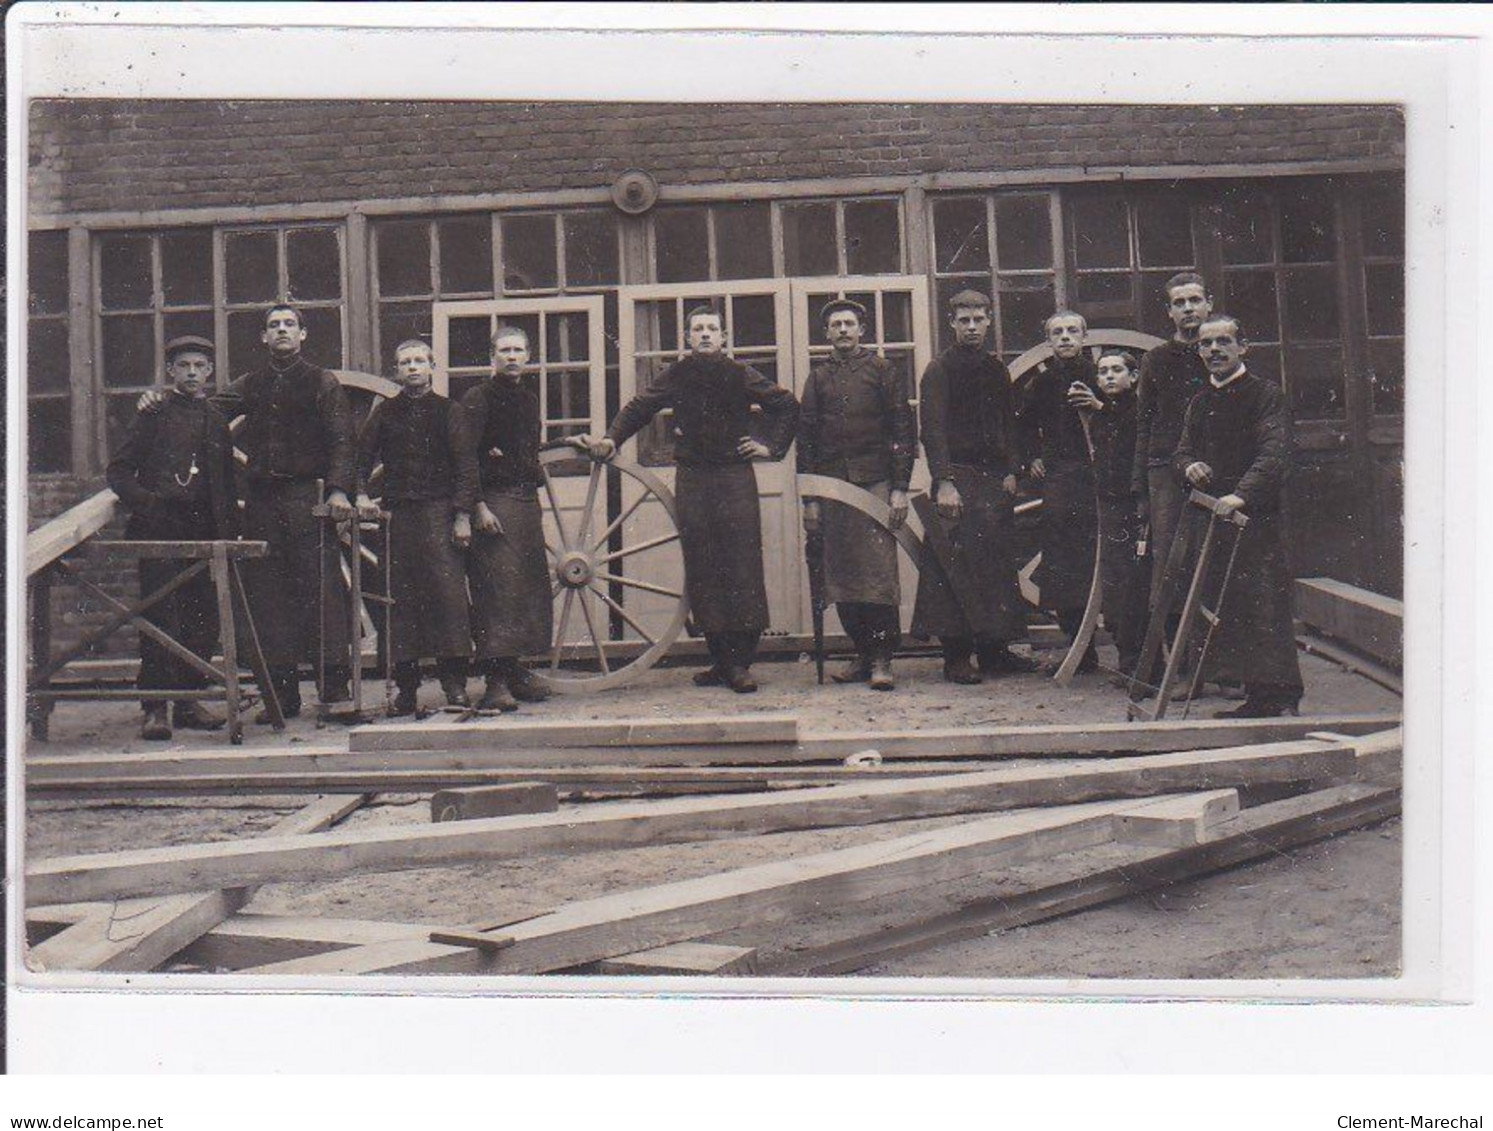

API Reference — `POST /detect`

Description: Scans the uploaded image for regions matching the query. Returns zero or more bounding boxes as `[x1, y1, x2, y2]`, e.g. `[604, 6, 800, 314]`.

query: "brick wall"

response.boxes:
[29, 475, 137, 662]
[29, 101, 1405, 217]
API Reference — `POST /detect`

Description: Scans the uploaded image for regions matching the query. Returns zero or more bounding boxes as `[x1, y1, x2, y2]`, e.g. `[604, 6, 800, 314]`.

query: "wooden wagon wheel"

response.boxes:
[534, 445, 690, 694]
[1007, 331, 1165, 684]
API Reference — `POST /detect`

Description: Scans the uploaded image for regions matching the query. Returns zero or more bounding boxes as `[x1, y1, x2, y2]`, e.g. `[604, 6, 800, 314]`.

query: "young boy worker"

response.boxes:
[108, 336, 238, 740]
[356, 339, 473, 715]
[910, 289, 1034, 684]
[582, 305, 800, 694]
[797, 298, 916, 691]
[1021, 309, 1101, 673]
[454, 324, 555, 713]
[1173, 314, 1304, 718]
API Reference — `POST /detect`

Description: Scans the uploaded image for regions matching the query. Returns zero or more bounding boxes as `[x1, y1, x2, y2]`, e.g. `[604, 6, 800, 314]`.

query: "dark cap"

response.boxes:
[164, 335, 216, 362]
[819, 297, 869, 327]
[947, 288, 992, 312]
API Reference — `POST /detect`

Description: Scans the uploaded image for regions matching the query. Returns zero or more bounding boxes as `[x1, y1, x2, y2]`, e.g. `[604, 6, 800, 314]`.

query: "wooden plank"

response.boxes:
[350, 714, 800, 753]
[1295, 577, 1403, 668]
[597, 942, 760, 976]
[1112, 789, 1240, 848]
[26, 794, 367, 973]
[242, 799, 1140, 975]
[26, 714, 1403, 787]
[431, 783, 559, 822]
[1297, 633, 1404, 695]
[767, 783, 1400, 976]
[26, 489, 118, 577]
[27, 740, 1361, 907]
[86, 540, 269, 560]
[178, 914, 438, 971]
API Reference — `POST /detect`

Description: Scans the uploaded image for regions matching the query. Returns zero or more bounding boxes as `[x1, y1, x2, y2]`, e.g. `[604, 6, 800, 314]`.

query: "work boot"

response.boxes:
[978, 646, 1038, 676]
[1214, 699, 1300, 720]
[440, 676, 471, 709]
[869, 657, 895, 692]
[504, 664, 552, 703]
[140, 704, 172, 741]
[831, 657, 872, 685]
[943, 656, 982, 685]
[389, 685, 419, 717]
[692, 665, 728, 687]
[727, 667, 758, 695]
[173, 701, 226, 731]
[477, 674, 520, 713]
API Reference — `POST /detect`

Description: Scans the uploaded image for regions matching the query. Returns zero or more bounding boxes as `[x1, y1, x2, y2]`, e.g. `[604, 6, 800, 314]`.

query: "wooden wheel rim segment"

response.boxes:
[536, 447, 689, 694]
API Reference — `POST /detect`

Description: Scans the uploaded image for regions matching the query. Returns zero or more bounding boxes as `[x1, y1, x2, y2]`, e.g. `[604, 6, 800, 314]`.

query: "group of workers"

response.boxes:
[107, 269, 1302, 741]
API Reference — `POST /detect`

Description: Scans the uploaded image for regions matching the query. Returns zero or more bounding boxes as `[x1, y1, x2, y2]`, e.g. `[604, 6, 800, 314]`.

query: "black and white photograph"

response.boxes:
[4, 6, 1484, 1086]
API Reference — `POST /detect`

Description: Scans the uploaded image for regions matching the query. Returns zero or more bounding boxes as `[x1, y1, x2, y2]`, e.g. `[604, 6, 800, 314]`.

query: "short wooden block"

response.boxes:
[430, 782, 559, 823]
[1295, 577, 1403, 668]
[1113, 789, 1240, 848]
[597, 942, 760, 976]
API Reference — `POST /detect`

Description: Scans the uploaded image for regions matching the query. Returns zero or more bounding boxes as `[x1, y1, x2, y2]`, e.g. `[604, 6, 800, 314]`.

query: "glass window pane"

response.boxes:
[714, 202, 773, 280]
[29, 395, 71, 473]
[1286, 343, 1346, 418]
[105, 393, 148, 455]
[159, 229, 213, 306]
[28, 230, 70, 315]
[1360, 176, 1405, 258]
[438, 215, 494, 295]
[99, 234, 154, 310]
[1221, 269, 1280, 343]
[781, 201, 838, 277]
[225, 231, 279, 305]
[445, 314, 491, 370]
[998, 283, 1055, 357]
[376, 220, 431, 299]
[844, 199, 902, 275]
[1134, 193, 1194, 267]
[1074, 272, 1132, 305]
[1280, 180, 1337, 263]
[545, 369, 591, 432]
[28, 319, 70, 393]
[654, 208, 710, 284]
[1364, 262, 1404, 337]
[882, 291, 912, 343]
[933, 198, 988, 274]
[163, 309, 216, 350]
[730, 294, 778, 349]
[287, 227, 341, 302]
[1069, 195, 1131, 270]
[501, 214, 558, 291]
[227, 309, 266, 379]
[1245, 345, 1282, 388]
[1368, 338, 1404, 415]
[378, 302, 432, 371]
[1217, 186, 1275, 265]
[994, 195, 1052, 272]
[100, 315, 156, 389]
[545, 312, 590, 364]
[1281, 266, 1341, 341]
[298, 306, 344, 370]
[562, 211, 618, 288]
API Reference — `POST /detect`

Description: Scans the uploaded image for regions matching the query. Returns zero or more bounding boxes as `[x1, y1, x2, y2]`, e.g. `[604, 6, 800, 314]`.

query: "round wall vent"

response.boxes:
[611, 169, 659, 215]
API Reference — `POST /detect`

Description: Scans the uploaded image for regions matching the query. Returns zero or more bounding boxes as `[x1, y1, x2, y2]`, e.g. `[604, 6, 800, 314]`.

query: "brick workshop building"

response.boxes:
[25, 101, 1405, 654]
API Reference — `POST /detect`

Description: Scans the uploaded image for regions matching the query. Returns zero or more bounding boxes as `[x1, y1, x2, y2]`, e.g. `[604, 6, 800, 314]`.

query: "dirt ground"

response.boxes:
[24, 645, 1403, 980]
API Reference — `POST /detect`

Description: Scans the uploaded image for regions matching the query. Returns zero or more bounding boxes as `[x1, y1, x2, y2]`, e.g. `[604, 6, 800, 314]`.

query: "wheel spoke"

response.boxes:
[589, 583, 657, 646]
[550, 588, 577, 672]
[538, 462, 574, 550]
[544, 539, 560, 562]
[595, 571, 683, 601]
[595, 530, 680, 566]
[573, 461, 604, 551]
[590, 491, 649, 553]
[575, 590, 611, 675]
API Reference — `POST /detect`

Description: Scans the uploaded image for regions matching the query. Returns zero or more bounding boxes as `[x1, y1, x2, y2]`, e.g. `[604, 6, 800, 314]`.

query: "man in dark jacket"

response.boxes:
[910, 290, 1034, 683]
[585, 306, 800, 694]
[454, 324, 554, 713]
[1020, 309, 1100, 673]
[1173, 315, 1304, 718]
[144, 304, 358, 719]
[356, 339, 473, 716]
[797, 298, 916, 690]
[108, 336, 237, 740]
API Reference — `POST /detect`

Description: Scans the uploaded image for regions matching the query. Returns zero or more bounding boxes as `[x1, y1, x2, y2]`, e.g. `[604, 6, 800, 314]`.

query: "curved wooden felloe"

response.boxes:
[535, 446, 690, 694]
[795, 474, 926, 565]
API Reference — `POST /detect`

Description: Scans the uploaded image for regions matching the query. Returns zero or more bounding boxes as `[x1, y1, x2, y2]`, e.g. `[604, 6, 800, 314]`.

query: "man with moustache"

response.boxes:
[583, 306, 800, 694]
[910, 289, 1034, 684]
[1173, 314, 1303, 718]
[108, 336, 238, 740]
[797, 298, 916, 691]
[356, 339, 473, 716]
[454, 324, 554, 713]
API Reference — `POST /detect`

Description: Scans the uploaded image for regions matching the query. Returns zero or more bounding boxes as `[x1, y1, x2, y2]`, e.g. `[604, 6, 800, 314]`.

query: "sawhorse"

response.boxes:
[27, 540, 281, 745]
[313, 502, 392, 724]
[1125, 490, 1249, 722]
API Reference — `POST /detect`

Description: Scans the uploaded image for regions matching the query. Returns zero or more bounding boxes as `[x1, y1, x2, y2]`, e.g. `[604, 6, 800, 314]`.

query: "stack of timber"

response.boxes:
[1295, 577, 1404, 694]
[23, 717, 1402, 977]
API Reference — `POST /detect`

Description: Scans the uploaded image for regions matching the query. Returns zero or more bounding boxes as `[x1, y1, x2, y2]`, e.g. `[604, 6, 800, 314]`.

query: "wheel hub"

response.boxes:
[556, 550, 595, 589]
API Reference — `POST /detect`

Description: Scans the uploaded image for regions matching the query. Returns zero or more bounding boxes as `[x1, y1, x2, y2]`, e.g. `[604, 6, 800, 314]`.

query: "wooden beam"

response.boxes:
[596, 942, 760, 977]
[1112, 789, 1240, 848]
[350, 714, 800, 753]
[26, 489, 118, 577]
[242, 799, 1140, 975]
[431, 783, 559, 823]
[1297, 633, 1403, 695]
[767, 783, 1400, 976]
[27, 739, 1362, 907]
[25, 794, 367, 973]
[177, 914, 437, 972]
[1295, 577, 1404, 668]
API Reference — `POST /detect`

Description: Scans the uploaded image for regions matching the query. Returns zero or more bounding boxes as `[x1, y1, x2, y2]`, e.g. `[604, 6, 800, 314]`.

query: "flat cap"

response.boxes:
[819, 297, 869, 326]
[946, 288, 992, 312]
[164, 335, 216, 361]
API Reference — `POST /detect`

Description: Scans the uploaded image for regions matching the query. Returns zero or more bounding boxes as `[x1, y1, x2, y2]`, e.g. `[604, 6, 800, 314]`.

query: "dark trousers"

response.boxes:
[704, 631, 760, 671]
[395, 656, 469, 690]
[838, 602, 900, 662]
[128, 504, 219, 702]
